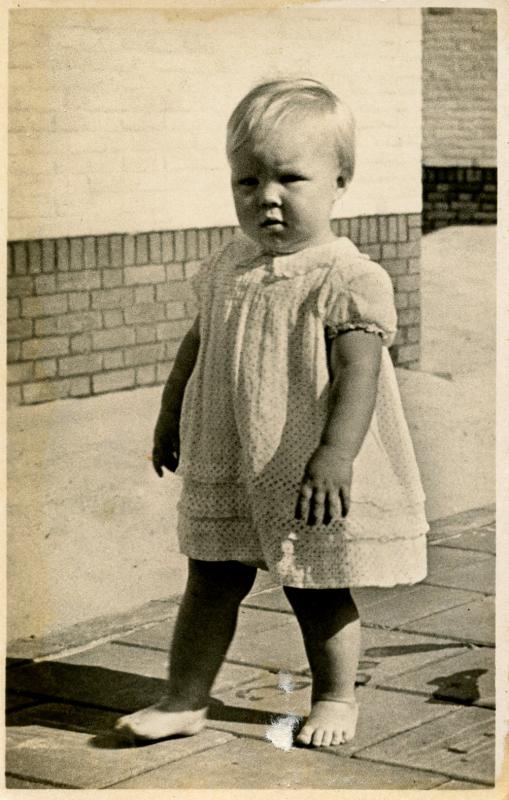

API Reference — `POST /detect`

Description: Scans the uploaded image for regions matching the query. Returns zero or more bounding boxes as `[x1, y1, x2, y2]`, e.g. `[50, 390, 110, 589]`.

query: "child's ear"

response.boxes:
[335, 175, 346, 199]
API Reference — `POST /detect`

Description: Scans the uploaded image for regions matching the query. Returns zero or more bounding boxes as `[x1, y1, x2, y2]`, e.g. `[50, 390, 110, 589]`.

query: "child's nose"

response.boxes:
[259, 181, 281, 207]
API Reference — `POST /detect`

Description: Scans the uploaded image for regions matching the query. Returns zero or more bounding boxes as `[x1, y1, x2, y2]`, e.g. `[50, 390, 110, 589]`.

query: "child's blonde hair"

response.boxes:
[226, 78, 356, 186]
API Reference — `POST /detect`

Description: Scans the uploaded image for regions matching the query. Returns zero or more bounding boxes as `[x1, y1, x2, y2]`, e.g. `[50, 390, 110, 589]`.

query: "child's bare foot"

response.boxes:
[295, 697, 358, 747]
[114, 697, 208, 742]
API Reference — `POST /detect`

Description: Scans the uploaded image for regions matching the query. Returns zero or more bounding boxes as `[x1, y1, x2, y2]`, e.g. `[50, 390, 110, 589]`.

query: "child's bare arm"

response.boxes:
[153, 316, 201, 476]
[295, 329, 382, 524]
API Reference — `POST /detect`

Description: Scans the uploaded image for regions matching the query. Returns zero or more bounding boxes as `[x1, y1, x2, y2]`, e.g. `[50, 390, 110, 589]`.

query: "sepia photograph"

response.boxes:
[3, 0, 504, 793]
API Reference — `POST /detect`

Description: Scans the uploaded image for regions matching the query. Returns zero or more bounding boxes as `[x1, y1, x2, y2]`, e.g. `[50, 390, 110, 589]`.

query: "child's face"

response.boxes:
[230, 116, 343, 255]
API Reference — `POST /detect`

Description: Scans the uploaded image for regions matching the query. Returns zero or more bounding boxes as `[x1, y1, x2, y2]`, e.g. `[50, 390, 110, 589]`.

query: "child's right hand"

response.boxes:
[152, 410, 180, 476]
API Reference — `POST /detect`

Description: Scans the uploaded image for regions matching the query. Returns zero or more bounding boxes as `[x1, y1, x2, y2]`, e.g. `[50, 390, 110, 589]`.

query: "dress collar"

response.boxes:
[235, 235, 362, 278]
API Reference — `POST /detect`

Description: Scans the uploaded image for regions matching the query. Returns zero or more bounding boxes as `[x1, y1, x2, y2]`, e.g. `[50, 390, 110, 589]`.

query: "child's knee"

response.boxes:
[188, 558, 257, 601]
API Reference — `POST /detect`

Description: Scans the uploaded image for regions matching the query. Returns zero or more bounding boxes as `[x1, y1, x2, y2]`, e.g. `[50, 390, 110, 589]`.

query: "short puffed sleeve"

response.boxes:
[317, 259, 397, 347]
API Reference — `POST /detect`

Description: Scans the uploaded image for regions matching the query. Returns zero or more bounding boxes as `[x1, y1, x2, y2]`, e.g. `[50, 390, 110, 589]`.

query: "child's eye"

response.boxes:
[281, 174, 305, 184]
[237, 177, 258, 187]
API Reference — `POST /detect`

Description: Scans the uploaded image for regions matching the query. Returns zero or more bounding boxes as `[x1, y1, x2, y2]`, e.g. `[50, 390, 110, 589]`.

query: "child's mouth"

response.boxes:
[261, 219, 285, 228]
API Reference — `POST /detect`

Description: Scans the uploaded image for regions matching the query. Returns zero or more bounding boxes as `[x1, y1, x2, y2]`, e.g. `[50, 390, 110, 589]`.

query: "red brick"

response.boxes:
[123, 234, 135, 266]
[8, 318, 33, 340]
[92, 328, 135, 350]
[397, 274, 420, 292]
[156, 280, 193, 302]
[383, 259, 408, 277]
[198, 229, 210, 259]
[110, 235, 123, 267]
[8, 298, 20, 319]
[378, 216, 388, 242]
[149, 233, 162, 263]
[34, 275, 56, 295]
[22, 295, 68, 317]
[165, 340, 181, 359]
[361, 244, 381, 261]
[397, 215, 409, 241]
[136, 365, 156, 385]
[209, 228, 222, 253]
[408, 213, 421, 227]
[91, 287, 134, 310]
[156, 361, 174, 382]
[93, 369, 135, 394]
[34, 359, 58, 380]
[27, 241, 42, 274]
[22, 380, 71, 404]
[407, 325, 421, 344]
[59, 353, 103, 376]
[68, 292, 90, 312]
[166, 301, 186, 319]
[398, 308, 421, 326]
[135, 325, 157, 344]
[7, 362, 34, 384]
[70, 376, 91, 397]
[408, 291, 420, 308]
[70, 238, 84, 271]
[396, 240, 421, 258]
[123, 343, 165, 367]
[102, 269, 123, 288]
[7, 341, 21, 362]
[21, 336, 69, 360]
[124, 302, 166, 325]
[184, 260, 201, 280]
[8, 386, 22, 405]
[161, 232, 174, 263]
[382, 243, 398, 259]
[359, 216, 370, 244]
[83, 237, 96, 269]
[56, 271, 101, 292]
[398, 344, 420, 362]
[103, 351, 124, 370]
[70, 333, 92, 354]
[408, 257, 421, 273]
[135, 233, 149, 265]
[55, 311, 103, 335]
[156, 319, 190, 341]
[34, 317, 59, 336]
[8, 276, 34, 298]
[174, 230, 185, 261]
[42, 240, 56, 273]
[57, 239, 70, 271]
[185, 229, 198, 260]
[409, 226, 421, 241]
[134, 285, 155, 304]
[395, 292, 409, 310]
[97, 236, 110, 268]
[124, 264, 165, 285]
[166, 263, 185, 281]
[102, 309, 123, 328]
[13, 242, 28, 275]
[387, 216, 398, 242]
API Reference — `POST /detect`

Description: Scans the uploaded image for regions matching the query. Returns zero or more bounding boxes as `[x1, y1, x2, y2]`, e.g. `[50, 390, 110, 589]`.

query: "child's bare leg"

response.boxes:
[283, 586, 360, 747]
[115, 558, 257, 740]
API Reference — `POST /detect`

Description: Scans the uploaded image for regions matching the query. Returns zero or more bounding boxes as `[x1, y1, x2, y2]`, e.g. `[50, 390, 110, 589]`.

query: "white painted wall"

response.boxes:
[8, 7, 422, 240]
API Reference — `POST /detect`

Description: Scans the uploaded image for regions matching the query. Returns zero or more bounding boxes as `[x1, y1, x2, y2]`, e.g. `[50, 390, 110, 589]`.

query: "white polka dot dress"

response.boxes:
[176, 234, 428, 588]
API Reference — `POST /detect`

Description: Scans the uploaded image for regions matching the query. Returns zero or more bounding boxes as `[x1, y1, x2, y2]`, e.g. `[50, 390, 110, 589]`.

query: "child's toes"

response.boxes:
[295, 722, 315, 746]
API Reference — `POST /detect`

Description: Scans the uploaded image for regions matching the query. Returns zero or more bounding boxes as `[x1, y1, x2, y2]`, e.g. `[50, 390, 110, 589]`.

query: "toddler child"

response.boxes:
[115, 78, 428, 748]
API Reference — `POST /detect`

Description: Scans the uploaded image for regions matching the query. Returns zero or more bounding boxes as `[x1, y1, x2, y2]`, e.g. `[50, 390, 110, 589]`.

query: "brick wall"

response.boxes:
[7, 214, 422, 405]
[422, 8, 497, 232]
[423, 167, 497, 234]
[8, 8, 422, 240]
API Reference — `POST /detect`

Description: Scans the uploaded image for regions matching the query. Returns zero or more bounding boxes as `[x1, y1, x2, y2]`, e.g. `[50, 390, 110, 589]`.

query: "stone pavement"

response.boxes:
[6, 505, 496, 790]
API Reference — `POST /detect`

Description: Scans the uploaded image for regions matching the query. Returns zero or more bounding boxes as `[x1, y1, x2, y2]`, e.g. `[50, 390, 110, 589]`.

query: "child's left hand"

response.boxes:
[295, 445, 352, 526]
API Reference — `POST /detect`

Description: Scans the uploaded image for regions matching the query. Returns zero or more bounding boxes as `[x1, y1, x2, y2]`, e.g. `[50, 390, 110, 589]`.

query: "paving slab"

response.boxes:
[242, 587, 293, 614]
[352, 584, 481, 629]
[403, 596, 495, 647]
[115, 607, 310, 674]
[110, 735, 445, 789]
[425, 547, 494, 595]
[430, 524, 496, 554]
[208, 672, 461, 755]
[427, 506, 495, 543]
[378, 646, 495, 709]
[357, 705, 495, 785]
[6, 702, 234, 789]
[352, 627, 468, 685]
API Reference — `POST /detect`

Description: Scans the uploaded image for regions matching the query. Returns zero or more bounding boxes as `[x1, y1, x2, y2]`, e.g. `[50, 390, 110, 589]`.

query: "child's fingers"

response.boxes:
[325, 492, 343, 524]
[295, 482, 313, 521]
[307, 488, 326, 526]
[339, 485, 350, 517]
